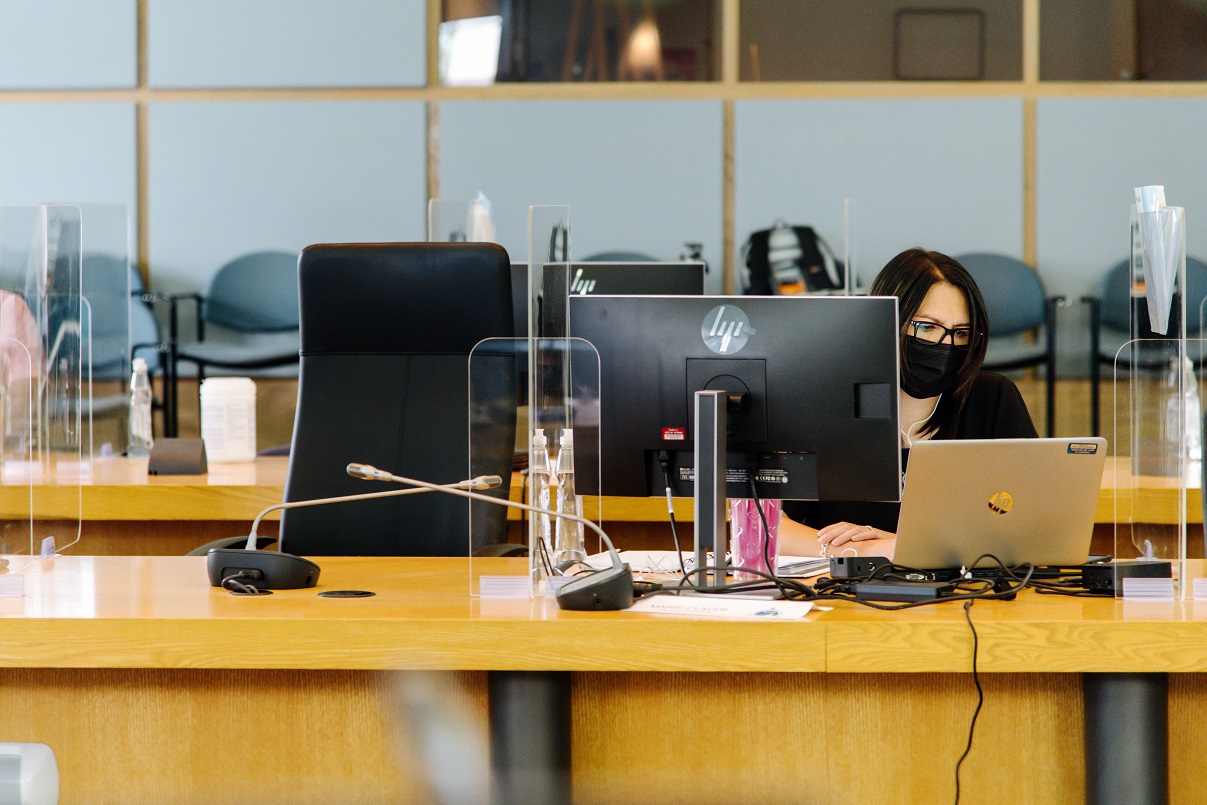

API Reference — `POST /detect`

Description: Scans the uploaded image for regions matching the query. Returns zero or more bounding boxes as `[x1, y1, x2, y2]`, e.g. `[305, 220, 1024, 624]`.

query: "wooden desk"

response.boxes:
[7, 455, 1202, 557]
[3, 555, 1206, 803]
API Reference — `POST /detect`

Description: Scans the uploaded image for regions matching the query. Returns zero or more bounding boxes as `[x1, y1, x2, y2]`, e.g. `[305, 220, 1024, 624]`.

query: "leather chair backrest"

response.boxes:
[281, 242, 516, 557]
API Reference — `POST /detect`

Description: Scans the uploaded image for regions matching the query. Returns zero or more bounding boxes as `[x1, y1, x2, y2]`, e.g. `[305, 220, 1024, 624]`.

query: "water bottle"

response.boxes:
[553, 428, 586, 567]
[1162, 355, 1202, 463]
[529, 429, 553, 555]
[127, 357, 154, 458]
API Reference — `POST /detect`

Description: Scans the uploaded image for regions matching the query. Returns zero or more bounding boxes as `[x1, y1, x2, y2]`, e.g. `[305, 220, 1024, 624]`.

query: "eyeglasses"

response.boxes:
[907, 320, 974, 347]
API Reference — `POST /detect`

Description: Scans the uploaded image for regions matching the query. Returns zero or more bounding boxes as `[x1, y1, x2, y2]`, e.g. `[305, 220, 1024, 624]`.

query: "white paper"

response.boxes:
[628, 594, 813, 619]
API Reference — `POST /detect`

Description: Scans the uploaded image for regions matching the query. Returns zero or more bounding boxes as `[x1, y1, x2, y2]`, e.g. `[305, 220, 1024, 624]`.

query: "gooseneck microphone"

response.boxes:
[347, 462, 634, 610]
[205, 474, 506, 591]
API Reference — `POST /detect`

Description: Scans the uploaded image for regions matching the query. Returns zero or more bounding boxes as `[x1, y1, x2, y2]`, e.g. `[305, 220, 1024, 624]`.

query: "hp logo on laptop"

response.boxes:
[702, 305, 754, 355]
[987, 491, 1014, 515]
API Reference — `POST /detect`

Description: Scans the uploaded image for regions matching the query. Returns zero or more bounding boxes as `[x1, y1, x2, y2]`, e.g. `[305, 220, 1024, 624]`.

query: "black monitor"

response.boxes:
[568, 295, 902, 502]
[510, 261, 706, 335]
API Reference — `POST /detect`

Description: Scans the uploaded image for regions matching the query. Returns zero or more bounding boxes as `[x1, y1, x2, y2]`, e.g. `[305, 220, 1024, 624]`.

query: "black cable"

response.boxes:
[221, 571, 270, 596]
[657, 452, 691, 580]
[747, 476, 778, 582]
[953, 599, 982, 805]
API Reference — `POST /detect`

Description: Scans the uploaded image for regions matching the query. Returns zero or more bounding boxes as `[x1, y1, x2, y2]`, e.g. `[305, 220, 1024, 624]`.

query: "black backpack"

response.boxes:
[740, 223, 844, 294]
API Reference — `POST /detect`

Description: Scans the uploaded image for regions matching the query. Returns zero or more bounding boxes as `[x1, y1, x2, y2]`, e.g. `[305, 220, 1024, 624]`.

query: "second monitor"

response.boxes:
[568, 294, 902, 503]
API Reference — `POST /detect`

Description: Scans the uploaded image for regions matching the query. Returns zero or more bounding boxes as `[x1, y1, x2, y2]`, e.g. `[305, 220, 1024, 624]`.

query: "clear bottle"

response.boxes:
[127, 357, 154, 458]
[529, 428, 554, 556]
[553, 428, 586, 567]
[1163, 355, 1202, 463]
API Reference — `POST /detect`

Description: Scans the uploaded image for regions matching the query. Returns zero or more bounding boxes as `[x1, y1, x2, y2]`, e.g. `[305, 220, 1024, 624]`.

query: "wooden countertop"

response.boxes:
[1, 455, 1200, 525]
[6, 555, 1207, 674]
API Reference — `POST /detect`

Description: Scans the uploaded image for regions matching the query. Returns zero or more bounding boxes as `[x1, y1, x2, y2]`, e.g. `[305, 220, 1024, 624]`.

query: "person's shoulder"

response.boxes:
[968, 371, 1024, 398]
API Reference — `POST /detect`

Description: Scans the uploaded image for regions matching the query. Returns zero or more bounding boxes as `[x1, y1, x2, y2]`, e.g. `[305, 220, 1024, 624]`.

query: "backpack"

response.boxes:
[740, 222, 844, 294]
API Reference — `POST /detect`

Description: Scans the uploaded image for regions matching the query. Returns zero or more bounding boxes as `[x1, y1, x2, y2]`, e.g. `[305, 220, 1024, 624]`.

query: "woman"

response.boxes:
[778, 248, 1037, 558]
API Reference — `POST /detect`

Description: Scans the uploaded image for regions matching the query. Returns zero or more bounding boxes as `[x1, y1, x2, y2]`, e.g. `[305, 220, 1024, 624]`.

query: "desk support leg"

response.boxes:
[1084, 672, 1168, 805]
[489, 671, 570, 805]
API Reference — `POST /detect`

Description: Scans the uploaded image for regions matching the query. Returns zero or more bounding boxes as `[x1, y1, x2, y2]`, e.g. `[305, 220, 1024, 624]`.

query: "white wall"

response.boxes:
[148, 100, 426, 292]
[1037, 98, 1207, 372]
[439, 100, 725, 289]
[147, 0, 426, 87]
[736, 98, 1025, 288]
[0, 0, 136, 89]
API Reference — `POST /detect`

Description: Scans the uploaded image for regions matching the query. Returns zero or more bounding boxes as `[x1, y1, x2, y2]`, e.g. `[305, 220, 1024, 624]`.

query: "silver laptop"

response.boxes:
[892, 437, 1107, 570]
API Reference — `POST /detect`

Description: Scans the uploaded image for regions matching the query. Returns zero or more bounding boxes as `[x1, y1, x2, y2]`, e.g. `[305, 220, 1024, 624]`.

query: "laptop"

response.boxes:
[891, 437, 1107, 570]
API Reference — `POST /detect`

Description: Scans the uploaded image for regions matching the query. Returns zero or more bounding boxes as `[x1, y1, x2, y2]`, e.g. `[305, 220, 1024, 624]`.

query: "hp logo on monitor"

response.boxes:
[701, 305, 754, 355]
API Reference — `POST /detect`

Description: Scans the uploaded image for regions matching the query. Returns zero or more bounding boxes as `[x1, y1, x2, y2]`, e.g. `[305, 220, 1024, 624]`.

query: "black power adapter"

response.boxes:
[1081, 560, 1172, 597]
[852, 579, 955, 602]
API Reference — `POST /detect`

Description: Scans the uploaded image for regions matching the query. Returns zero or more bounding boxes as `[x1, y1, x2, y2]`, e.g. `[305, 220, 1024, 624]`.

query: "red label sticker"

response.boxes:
[662, 428, 686, 441]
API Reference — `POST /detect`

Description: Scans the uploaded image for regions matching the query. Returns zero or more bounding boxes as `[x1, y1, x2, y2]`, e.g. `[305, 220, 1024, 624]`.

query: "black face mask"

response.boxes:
[901, 338, 966, 399]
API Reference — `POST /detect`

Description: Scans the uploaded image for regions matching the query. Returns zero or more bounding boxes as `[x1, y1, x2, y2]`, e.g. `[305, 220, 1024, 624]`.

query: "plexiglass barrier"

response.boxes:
[467, 337, 600, 598]
[0, 204, 88, 576]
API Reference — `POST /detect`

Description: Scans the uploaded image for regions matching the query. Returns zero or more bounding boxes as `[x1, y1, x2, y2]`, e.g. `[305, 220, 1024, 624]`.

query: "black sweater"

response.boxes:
[784, 372, 1038, 531]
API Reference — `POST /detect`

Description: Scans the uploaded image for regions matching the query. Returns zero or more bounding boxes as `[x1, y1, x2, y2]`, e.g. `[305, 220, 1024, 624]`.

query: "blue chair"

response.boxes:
[1083, 256, 1207, 436]
[163, 251, 300, 436]
[956, 253, 1065, 437]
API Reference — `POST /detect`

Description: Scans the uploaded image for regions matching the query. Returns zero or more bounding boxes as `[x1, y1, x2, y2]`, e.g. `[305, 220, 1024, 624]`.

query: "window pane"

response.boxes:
[1042, 0, 1207, 81]
[739, 0, 1022, 81]
[440, 0, 720, 85]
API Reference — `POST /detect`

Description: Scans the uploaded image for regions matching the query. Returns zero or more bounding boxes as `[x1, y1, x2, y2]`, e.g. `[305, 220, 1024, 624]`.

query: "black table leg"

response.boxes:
[489, 671, 571, 805]
[1084, 672, 1168, 805]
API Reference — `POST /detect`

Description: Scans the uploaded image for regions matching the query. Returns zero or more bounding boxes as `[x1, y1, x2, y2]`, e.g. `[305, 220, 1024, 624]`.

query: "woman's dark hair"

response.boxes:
[869, 248, 989, 437]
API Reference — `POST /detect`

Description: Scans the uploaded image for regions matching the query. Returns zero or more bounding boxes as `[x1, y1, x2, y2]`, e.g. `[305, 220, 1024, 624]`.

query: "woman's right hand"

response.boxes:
[817, 522, 892, 549]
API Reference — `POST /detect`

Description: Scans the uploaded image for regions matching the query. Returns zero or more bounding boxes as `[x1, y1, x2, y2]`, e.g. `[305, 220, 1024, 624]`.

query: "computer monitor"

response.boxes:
[510, 261, 706, 335]
[567, 295, 902, 502]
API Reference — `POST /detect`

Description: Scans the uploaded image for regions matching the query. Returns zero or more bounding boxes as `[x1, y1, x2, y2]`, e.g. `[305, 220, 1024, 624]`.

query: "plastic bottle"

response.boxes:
[529, 429, 554, 555]
[127, 357, 154, 458]
[1162, 355, 1202, 462]
[553, 428, 586, 567]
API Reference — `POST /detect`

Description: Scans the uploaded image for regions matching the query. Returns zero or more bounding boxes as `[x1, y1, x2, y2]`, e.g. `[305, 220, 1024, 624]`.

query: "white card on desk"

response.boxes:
[628, 595, 813, 619]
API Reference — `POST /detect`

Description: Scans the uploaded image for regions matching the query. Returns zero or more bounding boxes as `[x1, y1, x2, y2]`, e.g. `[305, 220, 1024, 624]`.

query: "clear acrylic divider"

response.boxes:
[842, 198, 857, 295]
[0, 204, 86, 581]
[77, 204, 133, 460]
[426, 199, 469, 243]
[467, 336, 600, 599]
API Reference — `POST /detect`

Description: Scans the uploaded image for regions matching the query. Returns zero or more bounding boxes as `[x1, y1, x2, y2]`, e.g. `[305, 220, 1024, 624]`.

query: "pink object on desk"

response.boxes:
[729, 498, 781, 581]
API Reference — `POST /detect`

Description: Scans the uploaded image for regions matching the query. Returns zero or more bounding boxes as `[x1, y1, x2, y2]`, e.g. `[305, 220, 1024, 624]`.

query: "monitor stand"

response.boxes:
[694, 390, 728, 588]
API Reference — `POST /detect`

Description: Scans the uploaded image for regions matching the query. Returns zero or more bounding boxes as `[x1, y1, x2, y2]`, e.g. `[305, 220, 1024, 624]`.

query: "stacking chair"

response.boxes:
[164, 251, 300, 436]
[956, 253, 1065, 437]
[1083, 257, 1207, 436]
[278, 242, 518, 557]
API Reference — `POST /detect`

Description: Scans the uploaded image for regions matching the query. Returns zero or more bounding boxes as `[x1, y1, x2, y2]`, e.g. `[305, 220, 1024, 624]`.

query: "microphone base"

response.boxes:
[207, 548, 321, 590]
[555, 564, 634, 611]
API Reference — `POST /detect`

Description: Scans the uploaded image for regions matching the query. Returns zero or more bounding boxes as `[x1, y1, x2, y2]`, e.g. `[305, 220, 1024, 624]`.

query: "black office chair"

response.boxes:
[163, 250, 300, 437]
[956, 253, 1065, 437]
[1082, 256, 1207, 436]
[278, 242, 519, 557]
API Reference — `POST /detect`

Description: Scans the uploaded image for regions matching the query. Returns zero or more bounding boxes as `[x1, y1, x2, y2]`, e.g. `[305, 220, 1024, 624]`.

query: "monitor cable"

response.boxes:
[656, 451, 692, 582]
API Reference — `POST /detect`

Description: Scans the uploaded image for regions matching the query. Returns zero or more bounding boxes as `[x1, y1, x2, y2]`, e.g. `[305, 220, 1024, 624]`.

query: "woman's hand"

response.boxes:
[817, 522, 891, 549]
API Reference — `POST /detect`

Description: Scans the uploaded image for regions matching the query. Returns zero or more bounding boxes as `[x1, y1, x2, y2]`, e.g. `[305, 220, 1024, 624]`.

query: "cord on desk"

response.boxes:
[954, 599, 982, 805]
[222, 570, 272, 596]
